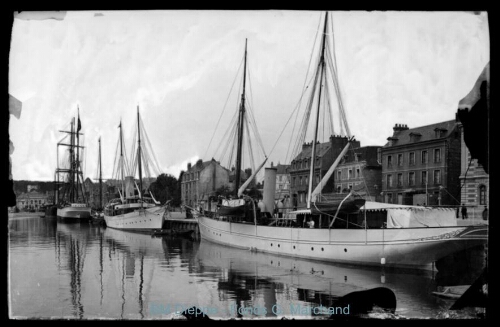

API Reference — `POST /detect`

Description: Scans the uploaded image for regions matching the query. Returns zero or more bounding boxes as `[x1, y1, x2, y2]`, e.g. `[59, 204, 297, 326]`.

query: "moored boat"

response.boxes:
[195, 12, 488, 270]
[56, 107, 92, 222]
[103, 106, 166, 231]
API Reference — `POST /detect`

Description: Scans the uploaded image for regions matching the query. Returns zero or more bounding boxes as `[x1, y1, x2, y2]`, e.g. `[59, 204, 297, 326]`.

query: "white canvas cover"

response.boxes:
[222, 199, 246, 207]
[386, 208, 457, 228]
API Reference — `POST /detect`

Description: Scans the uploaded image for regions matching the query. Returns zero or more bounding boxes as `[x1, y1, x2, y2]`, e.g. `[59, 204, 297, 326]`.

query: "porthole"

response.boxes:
[271, 243, 273, 247]
[278, 244, 280, 248]
[311, 247, 314, 251]
[344, 248, 347, 252]
[293, 246, 296, 249]
[321, 248, 324, 251]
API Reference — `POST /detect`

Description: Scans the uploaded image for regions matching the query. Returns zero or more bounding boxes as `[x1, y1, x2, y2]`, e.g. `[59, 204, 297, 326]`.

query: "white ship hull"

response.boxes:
[57, 204, 92, 221]
[196, 216, 487, 270]
[104, 206, 166, 231]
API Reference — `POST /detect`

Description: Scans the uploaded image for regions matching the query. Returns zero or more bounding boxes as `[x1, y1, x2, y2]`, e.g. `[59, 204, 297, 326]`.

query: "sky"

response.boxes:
[8, 10, 490, 183]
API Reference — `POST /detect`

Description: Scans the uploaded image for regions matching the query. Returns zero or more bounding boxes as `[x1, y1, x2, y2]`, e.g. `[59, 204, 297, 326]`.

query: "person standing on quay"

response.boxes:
[461, 204, 468, 220]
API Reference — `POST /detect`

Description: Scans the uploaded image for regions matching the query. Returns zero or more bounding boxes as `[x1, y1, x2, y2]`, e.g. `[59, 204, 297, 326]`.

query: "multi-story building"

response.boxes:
[381, 121, 461, 206]
[180, 158, 231, 208]
[289, 135, 360, 209]
[272, 162, 291, 200]
[16, 190, 49, 211]
[334, 146, 382, 201]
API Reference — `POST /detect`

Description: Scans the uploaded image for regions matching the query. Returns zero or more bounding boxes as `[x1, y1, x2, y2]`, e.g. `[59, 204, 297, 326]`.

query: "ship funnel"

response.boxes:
[262, 167, 277, 214]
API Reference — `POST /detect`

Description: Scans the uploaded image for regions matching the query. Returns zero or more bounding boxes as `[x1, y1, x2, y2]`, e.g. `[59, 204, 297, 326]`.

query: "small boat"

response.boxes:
[432, 285, 470, 299]
[151, 229, 194, 238]
[103, 106, 166, 231]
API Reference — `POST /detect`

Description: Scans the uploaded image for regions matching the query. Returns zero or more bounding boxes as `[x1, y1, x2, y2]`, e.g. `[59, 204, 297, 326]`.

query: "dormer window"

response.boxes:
[434, 128, 447, 138]
[409, 132, 422, 143]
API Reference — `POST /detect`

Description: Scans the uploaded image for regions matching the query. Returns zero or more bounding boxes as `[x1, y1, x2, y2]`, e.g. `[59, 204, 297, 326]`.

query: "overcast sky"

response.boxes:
[9, 10, 489, 182]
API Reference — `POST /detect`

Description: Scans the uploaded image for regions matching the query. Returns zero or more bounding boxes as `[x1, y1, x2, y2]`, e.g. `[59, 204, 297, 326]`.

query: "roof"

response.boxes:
[340, 146, 381, 167]
[17, 191, 47, 199]
[275, 163, 290, 174]
[384, 120, 457, 147]
[293, 142, 331, 161]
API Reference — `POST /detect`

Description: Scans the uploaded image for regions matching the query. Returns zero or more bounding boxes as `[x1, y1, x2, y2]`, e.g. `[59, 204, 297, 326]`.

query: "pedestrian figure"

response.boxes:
[461, 203, 468, 219]
[307, 217, 315, 229]
[482, 206, 488, 221]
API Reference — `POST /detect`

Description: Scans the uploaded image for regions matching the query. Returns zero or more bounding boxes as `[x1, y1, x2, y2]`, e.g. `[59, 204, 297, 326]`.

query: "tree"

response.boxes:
[149, 173, 181, 206]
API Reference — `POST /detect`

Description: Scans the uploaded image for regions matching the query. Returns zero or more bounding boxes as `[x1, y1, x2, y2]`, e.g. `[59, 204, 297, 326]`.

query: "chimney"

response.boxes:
[393, 123, 409, 134]
[187, 163, 192, 170]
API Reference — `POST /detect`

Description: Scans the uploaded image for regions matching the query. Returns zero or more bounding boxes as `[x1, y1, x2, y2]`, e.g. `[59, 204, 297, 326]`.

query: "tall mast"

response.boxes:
[234, 38, 247, 197]
[119, 120, 125, 198]
[137, 105, 143, 200]
[99, 137, 102, 209]
[307, 12, 328, 209]
[76, 108, 80, 202]
[70, 118, 75, 203]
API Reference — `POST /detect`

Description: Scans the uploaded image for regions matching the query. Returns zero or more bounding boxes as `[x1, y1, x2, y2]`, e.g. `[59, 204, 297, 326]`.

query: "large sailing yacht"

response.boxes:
[194, 12, 487, 270]
[56, 108, 92, 221]
[103, 106, 166, 231]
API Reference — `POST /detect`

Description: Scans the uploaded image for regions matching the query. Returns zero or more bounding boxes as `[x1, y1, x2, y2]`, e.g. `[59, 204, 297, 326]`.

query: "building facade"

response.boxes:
[272, 162, 291, 200]
[289, 135, 360, 209]
[381, 121, 461, 206]
[457, 120, 489, 219]
[180, 159, 231, 208]
[334, 146, 382, 202]
[16, 190, 49, 211]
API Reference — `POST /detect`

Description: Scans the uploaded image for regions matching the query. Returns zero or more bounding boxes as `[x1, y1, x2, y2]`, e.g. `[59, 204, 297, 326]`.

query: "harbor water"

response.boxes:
[8, 213, 484, 320]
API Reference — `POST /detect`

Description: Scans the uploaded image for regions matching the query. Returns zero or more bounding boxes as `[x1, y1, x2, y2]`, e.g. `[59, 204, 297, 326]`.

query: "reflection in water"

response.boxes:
[8, 215, 483, 319]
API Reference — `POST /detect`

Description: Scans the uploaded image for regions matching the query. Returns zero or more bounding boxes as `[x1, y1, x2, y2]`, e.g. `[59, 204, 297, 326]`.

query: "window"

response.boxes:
[337, 186, 341, 193]
[348, 169, 353, 179]
[299, 176, 303, 186]
[299, 193, 304, 203]
[316, 174, 320, 183]
[397, 154, 403, 166]
[409, 152, 415, 166]
[387, 155, 393, 168]
[397, 173, 403, 187]
[387, 174, 393, 188]
[421, 150, 428, 164]
[409, 172, 415, 186]
[479, 185, 487, 205]
[387, 193, 393, 204]
[337, 171, 342, 181]
[305, 176, 309, 185]
[356, 168, 360, 178]
[433, 170, 441, 184]
[434, 149, 441, 163]
[421, 171, 427, 185]
[348, 184, 353, 190]
[278, 176, 282, 182]
[292, 177, 296, 187]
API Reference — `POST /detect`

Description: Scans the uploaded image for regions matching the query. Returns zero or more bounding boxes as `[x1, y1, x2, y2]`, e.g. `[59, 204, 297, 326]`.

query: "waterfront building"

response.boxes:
[16, 190, 49, 211]
[381, 121, 461, 206]
[272, 162, 291, 200]
[334, 146, 382, 202]
[180, 158, 231, 208]
[289, 135, 360, 209]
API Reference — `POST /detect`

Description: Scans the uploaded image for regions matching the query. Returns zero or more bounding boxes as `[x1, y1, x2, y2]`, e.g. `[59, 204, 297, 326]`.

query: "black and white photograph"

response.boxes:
[7, 10, 489, 320]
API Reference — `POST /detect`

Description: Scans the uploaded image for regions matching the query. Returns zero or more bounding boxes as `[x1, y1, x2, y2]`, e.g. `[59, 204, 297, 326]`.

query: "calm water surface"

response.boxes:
[8, 214, 481, 320]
